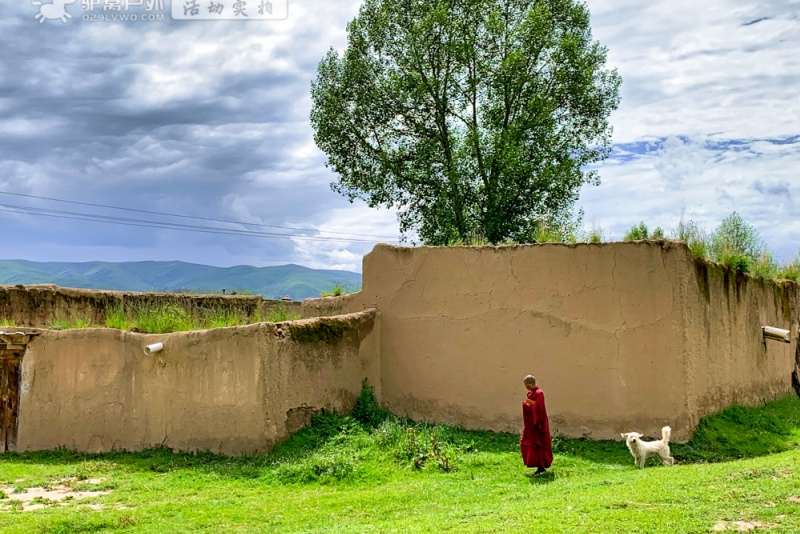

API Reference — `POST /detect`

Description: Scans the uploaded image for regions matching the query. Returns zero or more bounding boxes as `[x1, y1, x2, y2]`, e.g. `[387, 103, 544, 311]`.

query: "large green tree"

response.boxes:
[310, 0, 621, 244]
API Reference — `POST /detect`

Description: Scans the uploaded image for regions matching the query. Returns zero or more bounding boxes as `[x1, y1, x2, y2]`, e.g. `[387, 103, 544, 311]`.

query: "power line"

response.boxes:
[0, 190, 398, 240]
[0, 204, 394, 244]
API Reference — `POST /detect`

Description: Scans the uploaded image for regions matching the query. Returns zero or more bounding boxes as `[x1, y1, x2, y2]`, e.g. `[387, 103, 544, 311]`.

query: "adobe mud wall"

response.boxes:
[303, 242, 799, 441]
[0, 284, 301, 328]
[683, 261, 799, 430]
[15, 310, 379, 455]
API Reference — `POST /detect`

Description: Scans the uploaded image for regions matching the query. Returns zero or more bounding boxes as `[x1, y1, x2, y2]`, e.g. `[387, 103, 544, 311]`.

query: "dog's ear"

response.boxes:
[620, 433, 627, 438]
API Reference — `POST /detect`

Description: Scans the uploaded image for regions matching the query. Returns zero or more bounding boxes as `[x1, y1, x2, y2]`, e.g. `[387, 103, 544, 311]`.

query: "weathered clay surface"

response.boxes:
[8, 242, 799, 452]
[683, 257, 799, 431]
[15, 309, 380, 455]
[303, 242, 799, 441]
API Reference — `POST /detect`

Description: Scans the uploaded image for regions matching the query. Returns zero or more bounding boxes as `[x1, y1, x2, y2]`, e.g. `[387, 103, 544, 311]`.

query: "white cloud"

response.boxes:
[1, 0, 799, 271]
[589, 0, 800, 141]
[652, 136, 712, 188]
[578, 0, 800, 262]
[290, 205, 400, 272]
[580, 137, 800, 261]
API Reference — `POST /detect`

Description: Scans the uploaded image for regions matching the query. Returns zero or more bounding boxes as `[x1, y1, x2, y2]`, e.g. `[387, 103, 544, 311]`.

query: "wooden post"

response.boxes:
[0, 347, 25, 453]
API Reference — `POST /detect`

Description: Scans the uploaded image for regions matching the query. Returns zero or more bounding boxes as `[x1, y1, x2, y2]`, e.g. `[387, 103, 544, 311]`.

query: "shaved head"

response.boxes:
[523, 375, 536, 385]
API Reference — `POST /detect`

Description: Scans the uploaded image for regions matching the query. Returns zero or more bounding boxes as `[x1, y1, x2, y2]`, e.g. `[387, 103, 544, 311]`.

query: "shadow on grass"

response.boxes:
[3, 396, 799, 481]
[672, 395, 800, 463]
[525, 469, 556, 484]
[553, 437, 631, 467]
[0, 412, 521, 483]
[554, 394, 800, 467]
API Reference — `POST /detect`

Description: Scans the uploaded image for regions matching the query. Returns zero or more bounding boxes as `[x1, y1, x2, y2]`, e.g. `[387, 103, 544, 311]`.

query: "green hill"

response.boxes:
[0, 260, 361, 301]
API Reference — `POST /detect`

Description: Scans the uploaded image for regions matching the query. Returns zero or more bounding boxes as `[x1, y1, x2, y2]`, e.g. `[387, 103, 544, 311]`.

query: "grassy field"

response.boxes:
[1, 392, 800, 533]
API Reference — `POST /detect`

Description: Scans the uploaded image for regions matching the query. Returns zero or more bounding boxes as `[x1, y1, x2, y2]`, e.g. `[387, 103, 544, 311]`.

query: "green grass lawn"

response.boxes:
[2, 393, 800, 533]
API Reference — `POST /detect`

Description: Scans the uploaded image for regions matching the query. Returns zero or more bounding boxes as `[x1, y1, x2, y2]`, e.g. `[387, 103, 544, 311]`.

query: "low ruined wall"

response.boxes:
[306, 242, 690, 440]
[15, 310, 379, 455]
[683, 260, 799, 429]
[303, 242, 799, 441]
[0, 284, 301, 328]
[9, 243, 799, 452]
[301, 294, 356, 319]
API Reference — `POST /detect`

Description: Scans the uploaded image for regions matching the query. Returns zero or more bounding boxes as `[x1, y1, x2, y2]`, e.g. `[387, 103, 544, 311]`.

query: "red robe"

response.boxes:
[520, 387, 553, 469]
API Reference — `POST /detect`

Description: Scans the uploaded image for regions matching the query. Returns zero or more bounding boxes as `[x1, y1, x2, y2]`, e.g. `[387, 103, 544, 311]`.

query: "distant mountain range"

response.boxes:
[0, 260, 361, 301]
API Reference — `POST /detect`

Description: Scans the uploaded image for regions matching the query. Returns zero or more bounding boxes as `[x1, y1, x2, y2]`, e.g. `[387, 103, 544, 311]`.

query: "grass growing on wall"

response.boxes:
[127, 304, 195, 334]
[0, 318, 17, 327]
[263, 304, 301, 323]
[1, 390, 799, 532]
[320, 283, 357, 297]
[49, 316, 94, 330]
[201, 308, 249, 329]
[52, 302, 301, 333]
[104, 305, 128, 330]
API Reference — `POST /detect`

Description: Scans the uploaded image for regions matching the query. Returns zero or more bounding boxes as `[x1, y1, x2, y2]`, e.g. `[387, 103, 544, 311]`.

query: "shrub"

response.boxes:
[351, 379, 391, 428]
[394, 426, 458, 472]
[775, 254, 800, 281]
[718, 253, 750, 274]
[588, 228, 604, 243]
[675, 218, 711, 260]
[321, 283, 357, 297]
[623, 222, 649, 241]
[534, 224, 567, 243]
[623, 222, 665, 241]
[750, 252, 778, 279]
[710, 211, 766, 266]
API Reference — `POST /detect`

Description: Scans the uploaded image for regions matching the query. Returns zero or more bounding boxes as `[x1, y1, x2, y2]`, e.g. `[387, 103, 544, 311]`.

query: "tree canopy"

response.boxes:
[311, 0, 621, 244]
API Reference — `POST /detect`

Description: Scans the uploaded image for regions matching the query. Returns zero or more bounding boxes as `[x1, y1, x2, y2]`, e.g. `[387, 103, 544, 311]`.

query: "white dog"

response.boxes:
[621, 426, 674, 468]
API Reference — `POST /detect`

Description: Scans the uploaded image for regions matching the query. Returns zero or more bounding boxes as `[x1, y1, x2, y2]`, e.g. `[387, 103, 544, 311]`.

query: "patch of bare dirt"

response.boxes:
[712, 520, 779, 531]
[0, 478, 112, 512]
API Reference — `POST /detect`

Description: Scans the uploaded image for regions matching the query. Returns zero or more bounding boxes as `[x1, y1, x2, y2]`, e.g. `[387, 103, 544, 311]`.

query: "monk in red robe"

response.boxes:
[520, 374, 553, 474]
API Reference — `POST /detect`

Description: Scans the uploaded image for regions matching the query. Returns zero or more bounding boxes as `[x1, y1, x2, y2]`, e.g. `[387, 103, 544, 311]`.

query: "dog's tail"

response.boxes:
[661, 426, 671, 444]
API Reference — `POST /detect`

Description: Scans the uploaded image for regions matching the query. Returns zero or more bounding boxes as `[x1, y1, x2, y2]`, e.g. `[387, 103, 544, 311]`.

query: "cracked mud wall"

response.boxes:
[306, 242, 690, 440]
[14, 310, 379, 455]
[304, 242, 799, 441]
[682, 254, 798, 431]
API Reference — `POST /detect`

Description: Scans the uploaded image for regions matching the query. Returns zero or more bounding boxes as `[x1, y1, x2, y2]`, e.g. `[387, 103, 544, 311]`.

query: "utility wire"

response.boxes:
[0, 204, 394, 244]
[0, 190, 397, 240]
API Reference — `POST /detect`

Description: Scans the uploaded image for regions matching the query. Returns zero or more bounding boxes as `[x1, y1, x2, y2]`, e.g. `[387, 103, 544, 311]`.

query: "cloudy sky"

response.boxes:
[0, 0, 798, 272]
